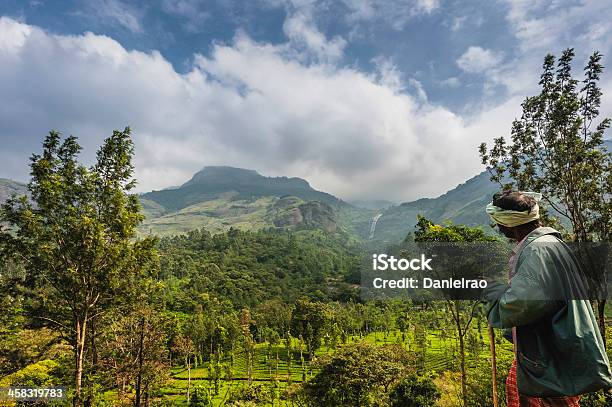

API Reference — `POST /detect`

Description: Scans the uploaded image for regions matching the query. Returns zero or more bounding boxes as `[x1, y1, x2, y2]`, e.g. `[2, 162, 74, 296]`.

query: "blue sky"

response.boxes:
[1, 0, 611, 201]
[2, 0, 514, 110]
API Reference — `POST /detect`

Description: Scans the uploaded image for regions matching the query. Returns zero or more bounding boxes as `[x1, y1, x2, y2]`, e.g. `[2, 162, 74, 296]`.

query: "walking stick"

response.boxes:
[488, 326, 499, 407]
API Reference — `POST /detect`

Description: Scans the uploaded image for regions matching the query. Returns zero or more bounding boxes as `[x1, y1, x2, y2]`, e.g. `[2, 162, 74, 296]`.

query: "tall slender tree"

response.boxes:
[414, 216, 500, 406]
[0, 128, 157, 406]
[479, 49, 611, 344]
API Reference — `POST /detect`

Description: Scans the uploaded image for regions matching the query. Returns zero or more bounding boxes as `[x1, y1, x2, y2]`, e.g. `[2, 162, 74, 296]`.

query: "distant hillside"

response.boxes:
[0, 179, 27, 204]
[142, 166, 342, 213]
[5, 139, 611, 241]
[138, 167, 373, 238]
[139, 193, 344, 237]
[371, 170, 499, 242]
[370, 139, 612, 242]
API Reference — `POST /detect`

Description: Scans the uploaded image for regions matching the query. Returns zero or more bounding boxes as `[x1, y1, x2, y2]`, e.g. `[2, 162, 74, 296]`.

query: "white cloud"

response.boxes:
[161, 0, 210, 33]
[502, 0, 612, 54]
[438, 76, 461, 88]
[342, 0, 441, 30]
[415, 0, 440, 14]
[84, 0, 143, 33]
[372, 57, 404, 92]
[282, 11, 347, 62]
[0, 16, 517, 202]
[489, 0, 612, 104]
[450, 16, 466, 32]
[456, 46, 503, 74]
[408, 78, 427, 102]
[0, 16, 32, 53]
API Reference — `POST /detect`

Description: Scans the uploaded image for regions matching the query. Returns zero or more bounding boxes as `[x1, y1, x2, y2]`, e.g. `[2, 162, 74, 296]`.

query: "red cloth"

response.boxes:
[506, 359, 581, 407]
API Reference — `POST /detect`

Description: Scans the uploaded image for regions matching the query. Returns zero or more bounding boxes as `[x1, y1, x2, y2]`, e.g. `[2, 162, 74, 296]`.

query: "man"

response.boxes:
[483, 190, 612, 406]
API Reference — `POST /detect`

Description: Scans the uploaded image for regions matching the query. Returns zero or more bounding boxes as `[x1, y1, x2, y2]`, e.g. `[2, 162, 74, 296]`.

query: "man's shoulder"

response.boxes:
[526, 227, 563, 243]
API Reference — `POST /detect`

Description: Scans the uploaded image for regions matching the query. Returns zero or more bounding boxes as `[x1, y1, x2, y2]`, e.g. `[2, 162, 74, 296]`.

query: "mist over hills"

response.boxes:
[2, 139, 611, 241]
[136, 165, 500, 240]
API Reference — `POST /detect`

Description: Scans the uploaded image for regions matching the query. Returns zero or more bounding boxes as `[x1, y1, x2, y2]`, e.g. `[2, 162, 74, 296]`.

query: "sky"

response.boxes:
[1, 0, 611, 202]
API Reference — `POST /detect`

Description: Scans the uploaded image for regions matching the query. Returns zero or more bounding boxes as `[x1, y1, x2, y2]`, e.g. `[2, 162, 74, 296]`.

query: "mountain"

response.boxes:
[369, 139, 612, 242]
[138, 165, 501, 241]
[138, 167, 372, 237]
[6, 140, 612, 240]
[142, 166, 342, 213]
[370, 170, 499, 242]
[0, 179, 27, 204]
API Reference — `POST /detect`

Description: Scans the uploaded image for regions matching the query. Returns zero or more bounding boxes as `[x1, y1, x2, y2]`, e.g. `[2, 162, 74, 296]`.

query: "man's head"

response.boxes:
[487, 190, 541, 240]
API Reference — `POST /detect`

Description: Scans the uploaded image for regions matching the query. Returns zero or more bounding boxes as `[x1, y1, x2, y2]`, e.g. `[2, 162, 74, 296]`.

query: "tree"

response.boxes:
[173, 334, 196, 403]
[0, 128, 157, 406]
[252, 299, 292, 343]
[240, 308, 255, 385]
[414, 216, 499, 407]
[388, 373, 441, 407]
[99, 306, 170, 406]
[296, 342, 414, 406]
[479, 49, 611, 343]
[290, 298, 331, 359]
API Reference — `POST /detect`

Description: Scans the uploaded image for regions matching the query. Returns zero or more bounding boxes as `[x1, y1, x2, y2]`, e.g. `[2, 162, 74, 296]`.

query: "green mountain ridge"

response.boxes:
[139, 166, 368, 238]
[142, 166, 343, 213]
[136, 164, 502, 241]
[370, 170, 499, 242]
[0, 178, 27, 203]
[5, 139, 610, 241]
[370, 139, 612, 242]
[139, 193, 343, 237]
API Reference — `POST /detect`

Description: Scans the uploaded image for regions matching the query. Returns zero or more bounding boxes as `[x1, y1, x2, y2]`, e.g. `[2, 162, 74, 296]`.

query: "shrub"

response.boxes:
[388, 373, 440, 407]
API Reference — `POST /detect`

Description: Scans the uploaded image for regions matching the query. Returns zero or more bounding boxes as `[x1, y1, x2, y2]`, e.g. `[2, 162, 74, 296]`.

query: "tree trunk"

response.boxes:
[74, 314, 88, 407]
[84, 318, 97, 407]
[458, 333, 467, 407]
[135, 317, 145, 407]
[453, 301, 468, 407]
[186, 357, 191, 404]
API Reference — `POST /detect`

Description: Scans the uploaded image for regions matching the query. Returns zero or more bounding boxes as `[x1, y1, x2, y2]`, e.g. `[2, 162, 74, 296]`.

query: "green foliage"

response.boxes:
[414, 216, 498, 243]
[98, 306, 171, 402]
[388, 373, 441, 407]
[479, 47, 611, 350]
[479, 49, 611, 242]
[465, 350, 513, 407]
[296, 342, 414, 407]
[414, 217, 499, 406]
[0, 359, 59, 387]
[190, 383, 212, 406]
[157, 228, 361, 310]
[290, 298, 332, 357]
[227, 383, 274, 405]
[252, 299, 292, 344]
[0, 128, 158, 404]
[579, 391, 611, 407]
[0, 327, 69, 377]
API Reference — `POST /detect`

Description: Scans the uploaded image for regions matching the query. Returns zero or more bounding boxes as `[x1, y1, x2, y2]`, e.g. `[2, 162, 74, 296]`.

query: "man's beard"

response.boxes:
[497, 225, 516, 240]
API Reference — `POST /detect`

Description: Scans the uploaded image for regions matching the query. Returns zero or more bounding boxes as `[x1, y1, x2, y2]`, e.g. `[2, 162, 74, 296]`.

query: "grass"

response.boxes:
[138, 195, 278, 237]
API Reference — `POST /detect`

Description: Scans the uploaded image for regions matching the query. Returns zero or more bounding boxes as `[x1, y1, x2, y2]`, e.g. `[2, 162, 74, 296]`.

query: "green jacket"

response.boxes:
[483, 227, 612, 397]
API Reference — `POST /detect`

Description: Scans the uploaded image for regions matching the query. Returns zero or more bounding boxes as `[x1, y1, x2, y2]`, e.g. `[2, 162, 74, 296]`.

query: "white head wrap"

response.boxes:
[485, 191, 542, 227]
